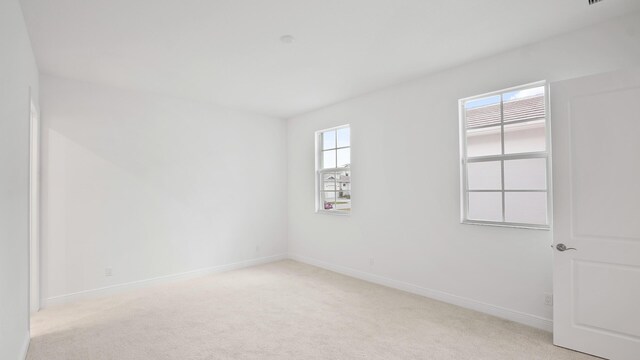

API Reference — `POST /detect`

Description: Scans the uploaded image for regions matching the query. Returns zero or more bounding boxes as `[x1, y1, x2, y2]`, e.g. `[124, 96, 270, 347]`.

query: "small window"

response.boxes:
[316, 125, 351, 213]
[459, 83, 550, 229]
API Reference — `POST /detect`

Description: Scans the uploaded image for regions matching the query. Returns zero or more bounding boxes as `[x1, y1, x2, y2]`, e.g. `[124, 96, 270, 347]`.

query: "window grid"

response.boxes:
[460, 82, 550, 229]
[317, 125, 351, 214]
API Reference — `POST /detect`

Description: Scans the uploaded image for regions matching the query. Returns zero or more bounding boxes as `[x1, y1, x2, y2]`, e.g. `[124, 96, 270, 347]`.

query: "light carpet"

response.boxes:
[28, 260, 596, 360]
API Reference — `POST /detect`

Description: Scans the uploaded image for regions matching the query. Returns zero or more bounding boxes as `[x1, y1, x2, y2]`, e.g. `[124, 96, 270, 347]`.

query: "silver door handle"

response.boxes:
[552, 243, 577, 252]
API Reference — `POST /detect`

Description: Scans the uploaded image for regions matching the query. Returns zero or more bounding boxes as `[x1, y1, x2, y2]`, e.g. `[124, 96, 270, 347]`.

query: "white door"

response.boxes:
[551, 67, 640, 360]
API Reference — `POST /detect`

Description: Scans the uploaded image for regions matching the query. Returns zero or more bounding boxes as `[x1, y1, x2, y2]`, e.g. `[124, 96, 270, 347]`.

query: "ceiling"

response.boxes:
[21, 0, 640, 118]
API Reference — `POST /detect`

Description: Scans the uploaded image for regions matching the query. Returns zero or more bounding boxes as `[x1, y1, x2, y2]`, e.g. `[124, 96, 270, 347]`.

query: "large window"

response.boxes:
[459, 83, 550, 228]
[316, 125, 351, 213]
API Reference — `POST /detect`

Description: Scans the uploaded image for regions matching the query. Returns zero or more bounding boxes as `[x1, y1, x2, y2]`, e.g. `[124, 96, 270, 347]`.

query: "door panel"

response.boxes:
[573, 260, 640, 339]
[571, 88, 640, 240]
[551, 67, 640, 360]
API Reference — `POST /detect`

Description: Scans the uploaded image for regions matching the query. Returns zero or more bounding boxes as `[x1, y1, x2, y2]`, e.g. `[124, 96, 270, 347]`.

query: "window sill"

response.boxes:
[461, 220, 550, 230]
[316, 210, 351, 216]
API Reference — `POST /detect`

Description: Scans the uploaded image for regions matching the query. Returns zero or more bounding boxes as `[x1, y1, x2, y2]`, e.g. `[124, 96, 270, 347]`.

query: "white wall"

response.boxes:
[40, 75, 287, 305]
[287, 12, 640, 330]
[0, 0, 39, 358]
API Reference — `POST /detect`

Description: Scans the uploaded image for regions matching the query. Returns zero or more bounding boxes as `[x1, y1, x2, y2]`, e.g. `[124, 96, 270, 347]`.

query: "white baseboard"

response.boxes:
[41, 254, 287, 308]
[21, 331, 30, 360]
[288, 253, 553, 332]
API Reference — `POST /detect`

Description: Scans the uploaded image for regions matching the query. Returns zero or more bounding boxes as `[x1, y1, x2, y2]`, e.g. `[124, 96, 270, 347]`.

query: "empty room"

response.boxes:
[2, 0, 640, 359]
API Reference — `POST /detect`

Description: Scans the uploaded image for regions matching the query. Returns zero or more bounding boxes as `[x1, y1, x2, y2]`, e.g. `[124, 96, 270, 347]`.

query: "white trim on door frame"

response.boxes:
[29, 95, 40, 315]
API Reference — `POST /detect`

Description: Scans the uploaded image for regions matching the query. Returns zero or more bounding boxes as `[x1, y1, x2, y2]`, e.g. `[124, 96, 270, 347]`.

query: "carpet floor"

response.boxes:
[28, 260, 596, 360]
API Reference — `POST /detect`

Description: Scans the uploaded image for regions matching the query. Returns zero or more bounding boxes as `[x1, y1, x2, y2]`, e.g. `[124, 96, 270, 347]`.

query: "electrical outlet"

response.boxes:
[105, 267, 113, 277]
[369, 258, 374, 266]
[255, 245, 260, 253]
[544, 293, 553, 306]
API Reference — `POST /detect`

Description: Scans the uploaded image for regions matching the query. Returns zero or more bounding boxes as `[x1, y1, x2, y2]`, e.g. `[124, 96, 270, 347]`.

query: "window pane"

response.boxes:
[502, 86, 545, 123]
[466, 126, 501, 157]
[502, 86, 545, 102]
[336, 171, 351, 192]
[467, 161, 501, 190]
[504, 119, 545, 154]
[337, 148, 350, 167]
[505, 192, 547, 225]
[464, 95, 501, 129]
[467, 192, 502, 222]
[322, 173, 336, 191]
[337, 127, 350, 148]
[322, 150, 336, 169]
[504, 158, 547, 190]
[322, 191, 336, 210]
[322, 130, 336, 150]
[335, 191, 351, 211]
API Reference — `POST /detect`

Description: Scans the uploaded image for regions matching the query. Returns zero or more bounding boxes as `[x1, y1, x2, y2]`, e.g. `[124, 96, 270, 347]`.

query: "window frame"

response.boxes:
[459, 81, 552, 230]
[315, 124, 351, 215]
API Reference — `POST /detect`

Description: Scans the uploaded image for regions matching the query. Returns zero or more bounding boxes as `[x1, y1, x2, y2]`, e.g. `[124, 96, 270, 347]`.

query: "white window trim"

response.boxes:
[458, 81, 552, 230]
[315, 124, 351, 215]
